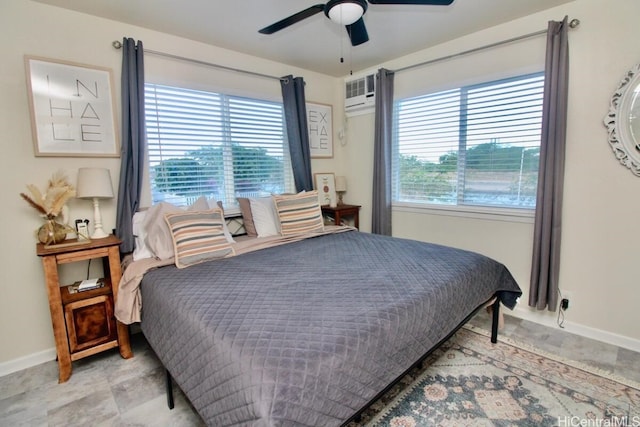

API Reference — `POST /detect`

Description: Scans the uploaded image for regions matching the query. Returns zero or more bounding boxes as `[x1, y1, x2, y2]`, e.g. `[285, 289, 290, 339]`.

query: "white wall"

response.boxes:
[0, 0, 341, 371]
[2, 0, 639, 374]
[341, 0, 640, 349]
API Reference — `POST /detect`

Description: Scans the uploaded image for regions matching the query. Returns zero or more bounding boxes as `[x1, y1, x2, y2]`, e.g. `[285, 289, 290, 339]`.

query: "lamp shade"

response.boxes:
[76, 168, 114, 199]
[327, 2, 364, 25]
[335, 176, 347, 192]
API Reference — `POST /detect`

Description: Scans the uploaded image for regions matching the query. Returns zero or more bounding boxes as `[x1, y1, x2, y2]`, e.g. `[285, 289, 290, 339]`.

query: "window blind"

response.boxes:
[394, 72, 544, 209]
[145, 84, 294, 208]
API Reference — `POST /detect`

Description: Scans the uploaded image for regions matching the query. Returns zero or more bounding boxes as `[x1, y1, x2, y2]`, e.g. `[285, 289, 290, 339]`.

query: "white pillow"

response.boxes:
[190, 196, 210, 211]
[132, 211, 153, 261]
[142, 196, 213, 260]
[249, 196, 280, 237]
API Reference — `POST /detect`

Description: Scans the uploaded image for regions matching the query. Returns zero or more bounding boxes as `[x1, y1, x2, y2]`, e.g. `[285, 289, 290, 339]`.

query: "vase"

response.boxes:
[37, 219, 68, 245]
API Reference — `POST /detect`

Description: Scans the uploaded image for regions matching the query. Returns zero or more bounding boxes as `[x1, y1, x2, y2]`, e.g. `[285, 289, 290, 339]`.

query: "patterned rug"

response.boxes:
[350, 326, 640, 427]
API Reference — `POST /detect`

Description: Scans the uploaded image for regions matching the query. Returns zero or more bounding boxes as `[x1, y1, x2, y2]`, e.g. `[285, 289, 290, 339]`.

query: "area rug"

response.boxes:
[349, 326, 640, 427]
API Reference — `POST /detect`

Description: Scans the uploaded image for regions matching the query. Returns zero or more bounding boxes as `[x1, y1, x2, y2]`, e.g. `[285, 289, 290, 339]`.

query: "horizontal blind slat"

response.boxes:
[394, 72, 544, 208]
[145, 83, 294, 207]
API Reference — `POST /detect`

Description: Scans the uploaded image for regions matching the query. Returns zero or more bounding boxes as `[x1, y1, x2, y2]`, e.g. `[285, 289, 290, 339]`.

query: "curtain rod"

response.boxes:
[112, 40, 283, 82]
[113, 16, 580, 80]
[394, 18, 580, 74]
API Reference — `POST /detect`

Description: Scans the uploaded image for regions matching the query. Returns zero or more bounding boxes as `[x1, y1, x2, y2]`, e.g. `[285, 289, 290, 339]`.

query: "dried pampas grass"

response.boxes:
[20, 171, 76, 219]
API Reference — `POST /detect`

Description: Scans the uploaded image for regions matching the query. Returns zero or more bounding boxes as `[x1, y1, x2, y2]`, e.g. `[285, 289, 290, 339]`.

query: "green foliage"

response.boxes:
[401, 141, 540, 175]
[398, 155, 454, 202]
[465, 141, 539, 172]
[438, 152, 458, 171]
[398, 141, 540, 204]
[153, 143, 285, 198]
[154, 158, 207, 197]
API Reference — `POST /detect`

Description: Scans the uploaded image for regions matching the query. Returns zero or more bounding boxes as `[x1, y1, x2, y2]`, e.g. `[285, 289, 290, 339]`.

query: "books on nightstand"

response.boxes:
[66, 278, 105, 294]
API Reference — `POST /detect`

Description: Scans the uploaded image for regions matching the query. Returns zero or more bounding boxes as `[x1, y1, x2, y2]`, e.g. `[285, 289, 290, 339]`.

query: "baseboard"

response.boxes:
[0, 327, 143, 378]
[0, 347, 56, 377]
[2, 314, 639, 378]
[510, 306, 640, 353]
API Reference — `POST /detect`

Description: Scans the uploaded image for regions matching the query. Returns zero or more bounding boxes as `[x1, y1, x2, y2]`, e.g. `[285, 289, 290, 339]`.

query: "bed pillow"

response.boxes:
[249, 196, 280, 237]
[237, 197, 257, 237]
[132, 210, 154, 261]
[164, 209, 235, 269]
[273, 191, 324, 236]
[207, 199, 235, 244]
[143, 196, 210, 260]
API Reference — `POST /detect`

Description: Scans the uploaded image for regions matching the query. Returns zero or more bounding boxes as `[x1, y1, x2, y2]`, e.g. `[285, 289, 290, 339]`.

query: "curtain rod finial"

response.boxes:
[112, 40, 122, 49]
[569, 18, 580, 29]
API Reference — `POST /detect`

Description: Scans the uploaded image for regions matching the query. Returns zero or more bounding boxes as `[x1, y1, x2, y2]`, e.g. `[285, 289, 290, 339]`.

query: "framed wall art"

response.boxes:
[314, 172, 336, 207]
[25, 56, 120, 157]
[306, 102, 333, 158]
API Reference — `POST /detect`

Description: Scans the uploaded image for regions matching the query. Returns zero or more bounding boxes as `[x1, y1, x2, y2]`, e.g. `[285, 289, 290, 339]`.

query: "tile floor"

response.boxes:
[1, 312, 638, 426]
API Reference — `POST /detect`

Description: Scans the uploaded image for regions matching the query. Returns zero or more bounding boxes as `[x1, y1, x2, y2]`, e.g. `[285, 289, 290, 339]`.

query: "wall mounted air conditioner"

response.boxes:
[344, 72, 376, 117]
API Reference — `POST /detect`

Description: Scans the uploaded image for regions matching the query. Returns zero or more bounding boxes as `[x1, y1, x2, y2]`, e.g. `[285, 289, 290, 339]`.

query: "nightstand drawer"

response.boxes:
[64, 295, 117, 353]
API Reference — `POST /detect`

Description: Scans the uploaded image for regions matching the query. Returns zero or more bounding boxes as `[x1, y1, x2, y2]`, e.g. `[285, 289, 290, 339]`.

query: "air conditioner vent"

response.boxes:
[344, 71, 376, 116]
[346, 79, 365, 99]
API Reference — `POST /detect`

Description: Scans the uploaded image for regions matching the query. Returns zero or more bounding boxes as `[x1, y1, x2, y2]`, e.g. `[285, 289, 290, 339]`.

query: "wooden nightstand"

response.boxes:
[36, 235, 133, 383]
[321, 204, 361, 230]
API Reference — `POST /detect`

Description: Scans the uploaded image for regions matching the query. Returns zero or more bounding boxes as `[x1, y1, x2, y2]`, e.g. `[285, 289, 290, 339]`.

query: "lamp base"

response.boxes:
[90, 228, 110, 239]
[90, 197, 110, 239]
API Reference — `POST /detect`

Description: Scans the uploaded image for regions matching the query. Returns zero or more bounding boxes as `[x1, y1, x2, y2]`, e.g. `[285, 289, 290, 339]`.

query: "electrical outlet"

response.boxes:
[559, 290, 572, 311]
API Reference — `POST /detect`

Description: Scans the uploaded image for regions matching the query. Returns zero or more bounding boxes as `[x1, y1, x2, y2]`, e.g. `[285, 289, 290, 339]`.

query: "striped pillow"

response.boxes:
[273, 191, 324, 236]
[164, 209, 235, 269]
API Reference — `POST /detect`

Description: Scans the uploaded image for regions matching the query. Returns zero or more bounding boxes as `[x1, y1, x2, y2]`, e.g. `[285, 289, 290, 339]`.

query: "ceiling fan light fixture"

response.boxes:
[326, 0, 366, 25]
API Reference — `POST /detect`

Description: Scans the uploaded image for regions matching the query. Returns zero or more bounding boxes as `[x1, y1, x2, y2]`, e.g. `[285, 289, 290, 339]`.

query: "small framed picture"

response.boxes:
[314, 172, 336, 207]
[25, 56, 120, 157]
[307, 102, 333, 158]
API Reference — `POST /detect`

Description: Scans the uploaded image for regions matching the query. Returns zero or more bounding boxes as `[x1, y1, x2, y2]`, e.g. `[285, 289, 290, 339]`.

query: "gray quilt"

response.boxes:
[140, 230, 521, 426]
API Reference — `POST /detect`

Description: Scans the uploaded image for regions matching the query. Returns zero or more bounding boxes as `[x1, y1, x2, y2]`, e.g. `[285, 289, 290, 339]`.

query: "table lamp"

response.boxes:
[335, 176, 347, 206]
[76, 168, 114, 239]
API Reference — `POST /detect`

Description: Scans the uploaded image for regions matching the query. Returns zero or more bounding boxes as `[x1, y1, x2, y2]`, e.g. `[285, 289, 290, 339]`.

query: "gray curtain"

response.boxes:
[529, 17, 569, 311]
[371, 68, 395, 235]
[281, 75, 313, 192]
[116, 38, 146, 253]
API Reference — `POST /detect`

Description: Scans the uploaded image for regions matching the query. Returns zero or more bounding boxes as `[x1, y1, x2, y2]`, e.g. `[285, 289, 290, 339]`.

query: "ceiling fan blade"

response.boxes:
[346, 17, 369, 46]
[367, 0, 454, 4]
[259, 4, 325, 34]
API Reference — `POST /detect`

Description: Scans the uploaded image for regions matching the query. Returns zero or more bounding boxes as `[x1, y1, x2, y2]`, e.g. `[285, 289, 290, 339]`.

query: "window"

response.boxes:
[145, 83, 294, 208]
[393, 73, 544, 210]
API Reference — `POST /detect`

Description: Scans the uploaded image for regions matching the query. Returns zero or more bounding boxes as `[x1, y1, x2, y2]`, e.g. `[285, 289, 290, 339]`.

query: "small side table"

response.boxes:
[36, 235, 133, 383]
[321, 204, 361, 230]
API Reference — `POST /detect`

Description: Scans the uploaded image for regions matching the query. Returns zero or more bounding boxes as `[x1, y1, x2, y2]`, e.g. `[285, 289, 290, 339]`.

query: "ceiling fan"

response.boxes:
[258, 0, 455, 46]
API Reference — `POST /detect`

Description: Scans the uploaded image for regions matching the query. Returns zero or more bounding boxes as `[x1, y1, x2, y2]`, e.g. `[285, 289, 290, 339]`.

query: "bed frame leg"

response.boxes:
[491, 298, 500, 344]
[166, 369, 175, 410]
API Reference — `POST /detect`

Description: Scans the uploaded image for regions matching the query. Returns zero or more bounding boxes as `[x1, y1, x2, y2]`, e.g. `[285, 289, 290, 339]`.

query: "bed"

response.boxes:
[119, 219, 521, 426]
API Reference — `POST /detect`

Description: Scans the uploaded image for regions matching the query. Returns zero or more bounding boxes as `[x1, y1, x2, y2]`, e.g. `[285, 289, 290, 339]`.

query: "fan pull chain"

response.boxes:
[340, 22, 345, 63]
[350, 42, 353, 75]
